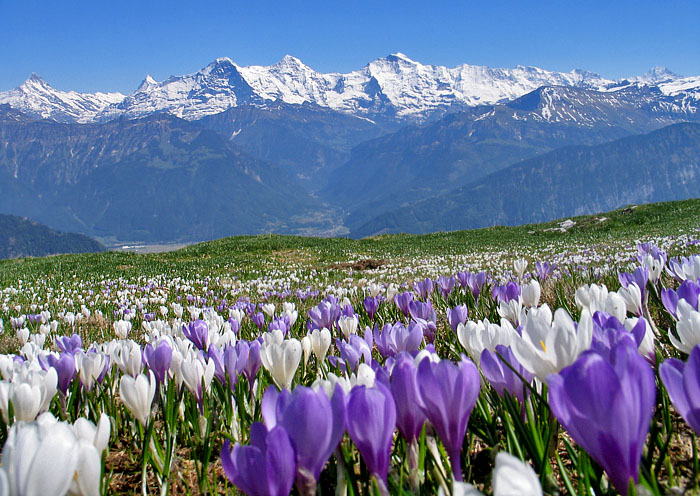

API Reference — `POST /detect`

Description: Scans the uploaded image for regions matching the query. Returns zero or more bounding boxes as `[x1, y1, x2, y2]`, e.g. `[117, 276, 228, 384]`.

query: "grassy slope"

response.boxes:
[0, 198, 698, 286]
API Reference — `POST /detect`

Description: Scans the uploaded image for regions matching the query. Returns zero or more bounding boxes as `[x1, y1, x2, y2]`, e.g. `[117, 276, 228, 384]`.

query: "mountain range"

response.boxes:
[1, 54, 699, 243]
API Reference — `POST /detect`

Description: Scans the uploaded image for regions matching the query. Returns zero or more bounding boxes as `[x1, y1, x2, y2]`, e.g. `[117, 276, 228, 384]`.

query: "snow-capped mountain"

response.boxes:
[1, 54, 699, 124]
[0, 74, 124, 123]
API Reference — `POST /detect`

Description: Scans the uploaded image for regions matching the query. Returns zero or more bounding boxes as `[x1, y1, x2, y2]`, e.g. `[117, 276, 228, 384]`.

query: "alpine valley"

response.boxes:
[1, 54, 699, 244]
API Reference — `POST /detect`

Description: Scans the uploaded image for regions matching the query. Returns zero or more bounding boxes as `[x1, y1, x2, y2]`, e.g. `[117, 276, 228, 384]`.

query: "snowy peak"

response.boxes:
[0, 74, 124, 123]
[640, 66, 680, 83]
[2, 55, 699, 124]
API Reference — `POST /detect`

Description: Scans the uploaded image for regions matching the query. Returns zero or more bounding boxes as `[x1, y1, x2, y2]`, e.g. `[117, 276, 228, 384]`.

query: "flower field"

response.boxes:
[1, 199, 700, 495]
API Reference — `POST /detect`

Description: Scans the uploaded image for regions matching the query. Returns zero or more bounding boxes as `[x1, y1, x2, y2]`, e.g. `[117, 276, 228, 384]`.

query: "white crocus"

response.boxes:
[260, 331, 302, 390]
[76, 350, 109, 392]
[120, 370, 157, 426]
[512, 305, 593, 382]
[514, 259, 528, 279]
[670, 300, 700, 354]
[625, 317, 655, 361]
[310, 327, 332, 364]
[521, 280, 541, 308]
[604, 292, 628, 323]
[180, 354, 215, 400]
[261, 303, 276, 318]
[337, 315, 359, 340]
[72, 413, 111, 455]
[618, 283, 643, 317]
[642, 254, 664, 284]
[441, 452, 542, 496]
[300, 335, 311, 369]
[9, 367, 58, 422]
[492, 452, 543, 496]
[113, 319, 132, 339]
[112, 340, 143, 377]
[574, 283, 609, 314]
[0, 414, 80, 496]
[457, 319, 517, 365]
[498, 298, 524, 327]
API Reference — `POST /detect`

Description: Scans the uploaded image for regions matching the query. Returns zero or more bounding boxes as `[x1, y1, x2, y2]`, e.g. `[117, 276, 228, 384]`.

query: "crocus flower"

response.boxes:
[242, 339, 262, 385]
[660, 345, 700, 434]
[521, 280, 541, 308]
[55, 333, 82, 354]
[120, 370, 156, 426]
[1, 414, 81, 496]
[143, 340, 172, 385]
[364, 296, 379, 321]
[409, 300, 437, 342]
[447, 305, 469, 333]
[330, 333, 372, 373]
[547, 339, 655, 495]
[394, 291, 414, 317]
[511, 305, 593, 382]
[619, 266, 649, 303]
[670, 300, 700, 353]
[417, 357, 480, 481]
[41, 352, 76, 395]
[347, 385, 396, 487]
[221, 422, 296, 496]
[480, 345, 533, 405]
[535, 261, 555, 282]
[263, 385, 346, 492]
[374, 322, 423, 358]
[308, 301, 340, 331]
[260, 331, 302, 390]
[75, 349, 110, 392]
[444, 451, 543, 496]
[390, 353, 427, 442]
[413, 278, 434, 300]
[457, 318, 517, 366]
[183, 319, 209, 351]
[308, 328, 331, 364]
[337, 315, 359, 339]
[466, 271, 488, 301]
[437, 275, 456, 298]
[181, 354, 215, 410]
[661, 280, 700, 319]
[492, 282, 520, 304]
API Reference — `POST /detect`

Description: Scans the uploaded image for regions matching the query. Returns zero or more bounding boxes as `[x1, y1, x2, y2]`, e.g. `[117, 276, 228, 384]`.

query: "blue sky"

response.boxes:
[1, 0, 699, 94]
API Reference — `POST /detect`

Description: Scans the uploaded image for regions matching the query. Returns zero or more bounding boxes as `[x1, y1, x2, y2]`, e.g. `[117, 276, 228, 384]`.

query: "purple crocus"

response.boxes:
[347, 385, 396, 488]
[40, 353, 77, 395]
[437, 275, 456, 299]
[590, 313, 645, 361]
[447, 305, 469, 333]
[535, 261, 556, 282]
[660, 345, 700, 435]
[308, 300, 341, 331]
[394, 292, 414, 317]
[417, 357, 480, 481]
[492, 282, 520, 305]
[55, 333, 82, 354]
[364, 296, 379, 321]
[224, 342, 249, 390]
[390, 353, 427, 442]
[661, 280, 700, 319]
[183, 320, 209, 351]
[221, 422, 296, 496]
[143, 340, 172, 385]
[466, 271, 487, 301]
[242, 339, 262, 386]
[329, 333, 372, 373]
[547, 339, 655, 495]
[480, 345, 533, 405]
[408, 301, 437, 343]
[413, 278, 434, 300]
[619, 266, 650, 302]
[206, 345, 227, 384]
[268, 316, 291, 335]
[262, 385, 346, 493]
[252, 312, 266, 330]
[373, 322, 423, 358]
